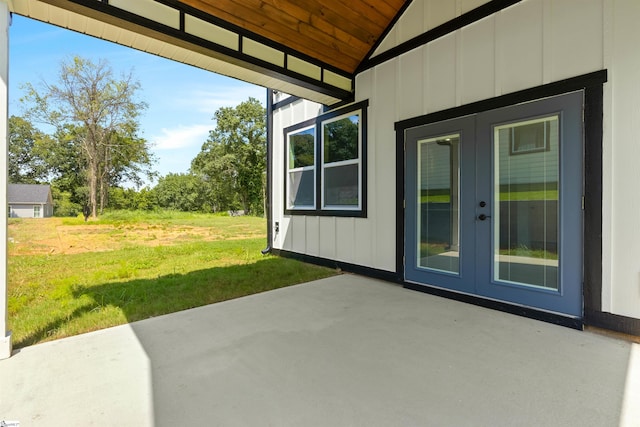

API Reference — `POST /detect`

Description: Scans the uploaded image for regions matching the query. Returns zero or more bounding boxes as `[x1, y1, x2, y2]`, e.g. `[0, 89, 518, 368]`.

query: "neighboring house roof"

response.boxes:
[8, 184, 52, 204]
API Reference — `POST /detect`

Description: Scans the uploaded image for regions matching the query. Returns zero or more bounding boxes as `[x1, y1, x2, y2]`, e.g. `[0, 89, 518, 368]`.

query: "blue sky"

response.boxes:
[8, 14, 266, 184]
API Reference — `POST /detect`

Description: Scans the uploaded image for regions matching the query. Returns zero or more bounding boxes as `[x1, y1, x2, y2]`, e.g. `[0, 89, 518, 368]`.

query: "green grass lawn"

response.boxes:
[8, 212, 338, 348]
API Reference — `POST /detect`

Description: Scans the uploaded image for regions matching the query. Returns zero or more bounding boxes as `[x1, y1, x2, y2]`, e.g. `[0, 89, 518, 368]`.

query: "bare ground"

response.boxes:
[8, 218, 264, 256]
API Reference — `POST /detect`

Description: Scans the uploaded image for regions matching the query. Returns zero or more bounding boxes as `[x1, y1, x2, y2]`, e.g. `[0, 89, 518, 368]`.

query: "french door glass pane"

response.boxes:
[493, 116, 559, 289]
[417, 134, 460, 274]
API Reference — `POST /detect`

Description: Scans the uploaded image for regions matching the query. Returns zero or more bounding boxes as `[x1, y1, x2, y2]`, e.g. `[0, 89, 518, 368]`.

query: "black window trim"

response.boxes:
[283, 99, 369, 217]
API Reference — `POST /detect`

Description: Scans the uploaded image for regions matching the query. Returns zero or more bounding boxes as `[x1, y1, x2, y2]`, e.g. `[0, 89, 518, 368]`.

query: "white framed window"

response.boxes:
[286, 124, 316, 210]
[33, 205, 41, 218]
[321, 111, 361, 210]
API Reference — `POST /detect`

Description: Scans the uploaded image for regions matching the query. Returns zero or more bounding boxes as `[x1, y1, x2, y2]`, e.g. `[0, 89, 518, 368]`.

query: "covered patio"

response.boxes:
[1, 274, 637, 426]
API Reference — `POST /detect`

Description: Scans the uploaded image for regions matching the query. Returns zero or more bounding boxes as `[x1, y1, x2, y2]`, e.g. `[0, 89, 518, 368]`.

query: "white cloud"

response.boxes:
[150, 124, 211, 150]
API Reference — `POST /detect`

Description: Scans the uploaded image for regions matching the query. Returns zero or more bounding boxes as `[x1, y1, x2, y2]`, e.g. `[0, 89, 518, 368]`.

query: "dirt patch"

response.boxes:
[9, 219, 264, 256]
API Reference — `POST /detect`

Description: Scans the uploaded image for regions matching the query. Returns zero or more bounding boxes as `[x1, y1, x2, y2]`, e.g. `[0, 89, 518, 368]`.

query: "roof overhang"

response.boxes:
[11, 0, 372, 105]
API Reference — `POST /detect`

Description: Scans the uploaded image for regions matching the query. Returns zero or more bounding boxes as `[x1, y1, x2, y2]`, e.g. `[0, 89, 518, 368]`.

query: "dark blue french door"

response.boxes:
[404, 92, 584, 317]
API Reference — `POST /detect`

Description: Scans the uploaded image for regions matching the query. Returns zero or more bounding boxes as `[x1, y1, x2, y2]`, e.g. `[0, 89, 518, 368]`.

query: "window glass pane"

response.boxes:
[289, 128, 315, 169]
[323, 114, 359, 164]
[417, 135, 460, 274]
[289, 170, 315, 207]
[324, 163, 358, 206]
[494, 116, 559, 289]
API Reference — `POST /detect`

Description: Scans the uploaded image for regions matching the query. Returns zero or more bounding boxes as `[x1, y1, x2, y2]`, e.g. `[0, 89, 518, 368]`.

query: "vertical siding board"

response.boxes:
[460, 16, 495, 105]
[291, 100, 306, 123]
[354, 219, 373, 266]
[607, 0, 640, 318]
[355, 69, 375, 268]
[306, 216, 320, 256]
[541, 0, 553, 84]
[281, 216, 293, 250]
[600, 0, 614, 313]
[355, 69, 373, 102]
[460, 0, 491, 14]
[335, 217, 356, 263]
[495, 0, 544, 95]
[373, 26, 398, 58]
[319, 216, 337, 259]
[398, 0, 425, 45]
[425, 33, 457, 113]
[291, 216, 307, 253]
[547, 0, 604, 81]
[372, 61, 398, 271]
[425, 0, 457, 32]
[398, 48, 425, 120]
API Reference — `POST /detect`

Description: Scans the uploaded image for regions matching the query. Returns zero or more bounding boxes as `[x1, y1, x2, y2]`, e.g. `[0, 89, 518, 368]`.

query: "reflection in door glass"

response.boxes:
[493, 116, 559, 289]
[417, 135, 460, 274]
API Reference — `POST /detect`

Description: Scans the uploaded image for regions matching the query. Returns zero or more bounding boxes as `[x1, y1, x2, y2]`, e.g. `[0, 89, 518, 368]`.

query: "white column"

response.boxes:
[0, 0, 11, 359]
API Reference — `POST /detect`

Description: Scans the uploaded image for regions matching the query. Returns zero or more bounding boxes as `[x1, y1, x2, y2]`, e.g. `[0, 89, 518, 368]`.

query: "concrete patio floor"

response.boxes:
[1, 274, 638, 426]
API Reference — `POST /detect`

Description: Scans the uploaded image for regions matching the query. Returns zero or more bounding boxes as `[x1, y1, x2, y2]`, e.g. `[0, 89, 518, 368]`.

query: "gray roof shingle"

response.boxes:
[8, 184, 52, 204]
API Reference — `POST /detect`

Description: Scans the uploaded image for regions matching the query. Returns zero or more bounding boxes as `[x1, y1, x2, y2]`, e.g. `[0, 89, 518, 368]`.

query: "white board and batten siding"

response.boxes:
[273, 0, 640, 320]
[272, 100, 388, 271]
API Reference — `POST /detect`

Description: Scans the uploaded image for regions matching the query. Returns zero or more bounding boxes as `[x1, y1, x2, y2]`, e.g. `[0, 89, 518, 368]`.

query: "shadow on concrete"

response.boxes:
[2, 275, 638, 426]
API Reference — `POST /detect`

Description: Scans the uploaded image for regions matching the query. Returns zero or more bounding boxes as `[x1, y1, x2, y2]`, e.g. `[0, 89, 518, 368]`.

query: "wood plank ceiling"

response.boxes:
[13, 0, 409, 103]
[178, 0, 408, 74]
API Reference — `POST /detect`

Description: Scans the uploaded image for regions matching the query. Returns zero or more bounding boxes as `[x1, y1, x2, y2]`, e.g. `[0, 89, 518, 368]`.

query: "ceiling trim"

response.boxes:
[30, 0, 354, 101]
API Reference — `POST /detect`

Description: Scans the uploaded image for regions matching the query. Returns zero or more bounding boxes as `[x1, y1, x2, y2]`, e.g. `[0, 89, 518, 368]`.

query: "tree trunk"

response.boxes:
[88, 161, 98, 218]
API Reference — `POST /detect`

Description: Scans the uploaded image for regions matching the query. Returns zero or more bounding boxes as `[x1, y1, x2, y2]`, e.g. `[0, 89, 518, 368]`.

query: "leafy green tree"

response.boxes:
[108, 187, 158, 211]
[154, 173, 207, 212]
[51, 187, 81, 217]
[20, 56, 155, 217]
[8, 115, 52, 183]
[191, 97, 266, 215]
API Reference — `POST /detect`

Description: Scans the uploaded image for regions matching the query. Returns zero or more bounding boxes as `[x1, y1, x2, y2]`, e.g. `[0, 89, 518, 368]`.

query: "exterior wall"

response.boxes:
[273, 96, 396, 272]
[272, 0, 640, 320]
[604, 0, 640, 318]
[372, 0, 493, 58]
[9, 203, 52, 218]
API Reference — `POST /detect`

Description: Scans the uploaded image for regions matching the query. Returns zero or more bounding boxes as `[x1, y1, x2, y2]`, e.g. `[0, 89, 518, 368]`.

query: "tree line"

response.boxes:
[10, 56, 266, 217]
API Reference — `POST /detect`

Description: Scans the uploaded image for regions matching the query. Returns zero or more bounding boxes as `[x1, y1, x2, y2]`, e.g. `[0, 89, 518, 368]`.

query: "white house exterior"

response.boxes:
[2, 0, 640, 358]
[8, 184, 54, 218]
[269, 0, 640, 335]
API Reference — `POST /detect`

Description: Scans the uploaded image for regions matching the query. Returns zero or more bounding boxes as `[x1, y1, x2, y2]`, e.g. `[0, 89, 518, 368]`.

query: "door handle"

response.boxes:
[477, 214, 491, 221]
